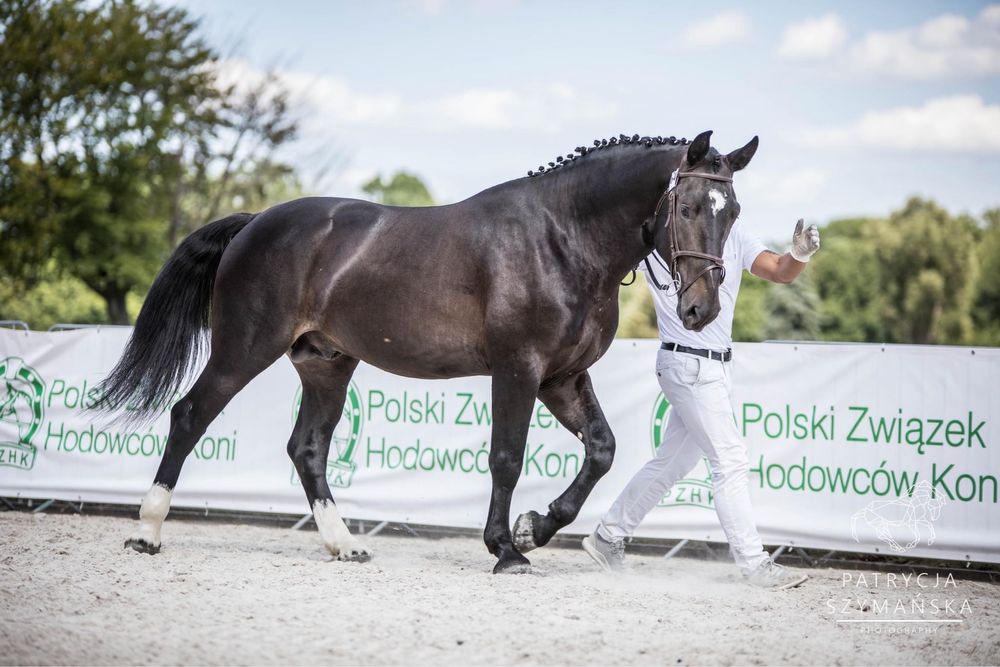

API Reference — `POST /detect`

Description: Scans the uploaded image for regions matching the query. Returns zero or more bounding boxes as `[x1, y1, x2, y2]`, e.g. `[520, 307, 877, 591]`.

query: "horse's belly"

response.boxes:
[321, 302, 488, 379]
[351, 335, 489, 380]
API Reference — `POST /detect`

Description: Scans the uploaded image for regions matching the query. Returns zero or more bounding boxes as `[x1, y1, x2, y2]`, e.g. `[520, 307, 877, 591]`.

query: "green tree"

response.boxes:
[871, 198, 978, 344]
[0, 0, 299, 324]
[760, 276, 820, 341]
[731, 273, 769, 341]
[163, 70, 299, 248]
[616, 278, 658, 338]
[0, 267, 108, 330]
[362, 171, 435, 206]
[809, 217, 883, 342]
[971, 208, 1000, 345]
[1, 0, 218, 322]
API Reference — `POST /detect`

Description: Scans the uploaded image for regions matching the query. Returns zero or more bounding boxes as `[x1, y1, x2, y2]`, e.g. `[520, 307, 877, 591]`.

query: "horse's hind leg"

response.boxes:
[126, 344, 286, 554]
[289, 354, 371, 562]
[513, 371, 615, 552]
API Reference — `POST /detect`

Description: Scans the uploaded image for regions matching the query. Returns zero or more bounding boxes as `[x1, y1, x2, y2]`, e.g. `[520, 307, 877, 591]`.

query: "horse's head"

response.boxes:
[655, 130, 758, 331]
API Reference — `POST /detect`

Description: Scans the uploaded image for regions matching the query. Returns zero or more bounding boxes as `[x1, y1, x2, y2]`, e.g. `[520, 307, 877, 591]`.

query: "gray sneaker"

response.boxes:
[745, 558, 808, 589]
[582, 529, 625, 572]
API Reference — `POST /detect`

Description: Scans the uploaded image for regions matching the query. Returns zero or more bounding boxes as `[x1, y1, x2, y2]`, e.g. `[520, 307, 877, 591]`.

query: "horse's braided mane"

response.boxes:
[527, 133, 690, 177]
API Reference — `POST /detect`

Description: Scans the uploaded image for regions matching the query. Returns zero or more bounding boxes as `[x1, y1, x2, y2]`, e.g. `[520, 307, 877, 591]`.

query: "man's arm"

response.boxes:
[749, 219, 820, 284]
[750, 250, 807, 284]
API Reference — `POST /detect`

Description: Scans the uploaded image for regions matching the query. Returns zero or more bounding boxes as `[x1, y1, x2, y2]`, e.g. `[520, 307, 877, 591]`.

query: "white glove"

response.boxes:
[790, 219, 820, 262]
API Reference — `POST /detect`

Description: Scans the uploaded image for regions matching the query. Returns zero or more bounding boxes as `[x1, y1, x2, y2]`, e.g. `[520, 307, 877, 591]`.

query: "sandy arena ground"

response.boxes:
[1, 512, 998, 666]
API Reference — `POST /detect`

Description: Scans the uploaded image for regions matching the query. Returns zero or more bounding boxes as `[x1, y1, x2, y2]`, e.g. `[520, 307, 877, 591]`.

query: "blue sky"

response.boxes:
[172, 0, 999, 241]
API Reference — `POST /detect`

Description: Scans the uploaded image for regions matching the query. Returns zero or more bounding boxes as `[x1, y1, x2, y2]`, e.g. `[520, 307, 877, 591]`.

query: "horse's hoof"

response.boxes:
[334, 545, 373, 563]
[124, 537, 160, 555]
[513, 511, 540, 553]
[493, 553, 532, 575]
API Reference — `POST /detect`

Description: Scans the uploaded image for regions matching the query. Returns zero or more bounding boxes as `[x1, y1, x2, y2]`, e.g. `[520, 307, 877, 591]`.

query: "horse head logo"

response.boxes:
[290, 381, 364, 488]
[0, 357, 46, 471]
[850, 480, 945, 553]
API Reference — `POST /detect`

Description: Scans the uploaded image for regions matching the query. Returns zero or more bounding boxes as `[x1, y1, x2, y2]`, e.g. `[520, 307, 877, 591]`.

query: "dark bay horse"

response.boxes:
[99, 130, 757, 573]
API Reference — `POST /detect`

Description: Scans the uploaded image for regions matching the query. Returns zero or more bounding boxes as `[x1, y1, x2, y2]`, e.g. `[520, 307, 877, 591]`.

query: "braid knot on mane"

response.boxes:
[527, 133, 689, 177]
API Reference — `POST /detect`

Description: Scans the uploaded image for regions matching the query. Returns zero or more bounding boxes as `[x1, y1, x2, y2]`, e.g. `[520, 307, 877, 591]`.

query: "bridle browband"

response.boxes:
[641, 165, 733, 296]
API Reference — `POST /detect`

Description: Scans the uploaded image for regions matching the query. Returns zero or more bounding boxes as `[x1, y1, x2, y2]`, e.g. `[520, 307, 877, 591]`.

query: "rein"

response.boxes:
[638, 166, 733, 296]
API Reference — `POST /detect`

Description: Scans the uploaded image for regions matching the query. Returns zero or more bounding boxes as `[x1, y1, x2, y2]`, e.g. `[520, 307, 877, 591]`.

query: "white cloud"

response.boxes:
[984, 4, 1000, 28]
[217, 59, 615, 133]
[337, 166, 379, 190]
[424, 83, 612, 131]
[402, 0, 521, 14]
[916, 14, 970, 48]
[777, 14, 847, 60]
[681, 11, 752, 49]
[793, 95, 1000, 153]
[287, 75, 403, 129]
[740, 168, 830, 205]
[774, 5, 1000, 77]
[429, 89, 519, 129]
[215, 58, 402, 129]
[849, 5, 1000, 78]
[405, 0, 448, 14]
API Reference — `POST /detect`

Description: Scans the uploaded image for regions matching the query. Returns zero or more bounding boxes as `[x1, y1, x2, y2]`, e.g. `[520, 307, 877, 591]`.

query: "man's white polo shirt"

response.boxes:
[641, 219, 766, 352]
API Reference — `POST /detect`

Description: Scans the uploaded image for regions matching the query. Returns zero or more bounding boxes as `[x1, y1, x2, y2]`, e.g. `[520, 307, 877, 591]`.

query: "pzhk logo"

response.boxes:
[291, 382, 363, 488]
[0, 357, 45, 471]
[650, 393, 714, 510]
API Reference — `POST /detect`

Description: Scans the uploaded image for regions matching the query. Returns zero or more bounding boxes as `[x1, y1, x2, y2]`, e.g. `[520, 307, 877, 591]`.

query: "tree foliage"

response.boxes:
[0, 0, 298, 324]
[807, 217, 882, 342]
[731, 274, 769, 342]
[362, 171, 435, 206]
[971, 209, 1000, 345]
[617, 278, 658, 338]
[0, 266, 109, 330]
[873, 199, 979, 343]
[163, 70, 300, 249]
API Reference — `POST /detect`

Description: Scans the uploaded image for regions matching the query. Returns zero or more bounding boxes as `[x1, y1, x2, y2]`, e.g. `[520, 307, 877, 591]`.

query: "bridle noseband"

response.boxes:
[642, 166, 733, 296]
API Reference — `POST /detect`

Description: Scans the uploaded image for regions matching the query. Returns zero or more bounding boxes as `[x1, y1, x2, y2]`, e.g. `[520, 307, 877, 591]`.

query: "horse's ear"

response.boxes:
[686, 130, 712, 166]
[726, 136, 759, 172]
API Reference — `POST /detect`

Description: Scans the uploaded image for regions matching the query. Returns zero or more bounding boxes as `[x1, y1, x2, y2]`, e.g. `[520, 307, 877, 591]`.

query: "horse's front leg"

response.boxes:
[484, 364, 542, 574]
[513, 370, 615, 552]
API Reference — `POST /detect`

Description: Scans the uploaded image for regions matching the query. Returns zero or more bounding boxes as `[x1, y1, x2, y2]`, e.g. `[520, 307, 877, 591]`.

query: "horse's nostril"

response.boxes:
[684, 305, 701, 327]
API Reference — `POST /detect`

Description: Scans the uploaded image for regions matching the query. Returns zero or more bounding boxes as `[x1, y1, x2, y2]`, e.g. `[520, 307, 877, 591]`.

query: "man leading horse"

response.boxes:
[582, 214, 820, 588]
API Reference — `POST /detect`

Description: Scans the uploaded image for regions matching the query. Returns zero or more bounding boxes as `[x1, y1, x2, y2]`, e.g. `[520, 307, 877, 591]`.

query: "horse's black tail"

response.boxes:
[95, 213, 256, 420]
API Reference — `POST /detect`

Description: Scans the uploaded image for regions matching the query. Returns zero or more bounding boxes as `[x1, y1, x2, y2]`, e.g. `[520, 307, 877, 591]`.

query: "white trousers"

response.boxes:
[599, 349, 769, 573]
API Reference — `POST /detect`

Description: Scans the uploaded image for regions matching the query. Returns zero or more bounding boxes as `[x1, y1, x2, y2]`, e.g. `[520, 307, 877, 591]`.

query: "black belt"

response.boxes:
[661, 342, 732, 362]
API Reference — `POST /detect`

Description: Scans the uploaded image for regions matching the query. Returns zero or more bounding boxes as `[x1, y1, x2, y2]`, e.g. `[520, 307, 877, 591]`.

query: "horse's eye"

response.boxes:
[680, 205, 691, 218]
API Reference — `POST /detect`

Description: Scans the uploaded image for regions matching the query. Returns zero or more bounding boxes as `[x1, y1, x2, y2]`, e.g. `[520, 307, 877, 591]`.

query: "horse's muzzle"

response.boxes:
[681, 300, 720, 331]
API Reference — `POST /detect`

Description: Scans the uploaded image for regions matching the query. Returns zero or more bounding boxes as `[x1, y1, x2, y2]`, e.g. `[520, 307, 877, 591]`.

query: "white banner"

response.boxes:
[1, 329, 997, 562]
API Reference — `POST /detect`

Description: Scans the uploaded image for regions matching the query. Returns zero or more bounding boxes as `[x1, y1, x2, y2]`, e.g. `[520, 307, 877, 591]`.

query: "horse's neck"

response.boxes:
[551, 147, 684, 282]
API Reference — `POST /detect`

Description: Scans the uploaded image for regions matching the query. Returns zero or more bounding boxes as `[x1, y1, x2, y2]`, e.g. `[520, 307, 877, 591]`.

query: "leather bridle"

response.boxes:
[642, 166, 733, 296]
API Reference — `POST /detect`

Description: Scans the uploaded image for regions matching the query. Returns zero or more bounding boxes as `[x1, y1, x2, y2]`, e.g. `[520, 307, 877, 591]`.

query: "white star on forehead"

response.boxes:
[708, 189, 727, 216]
